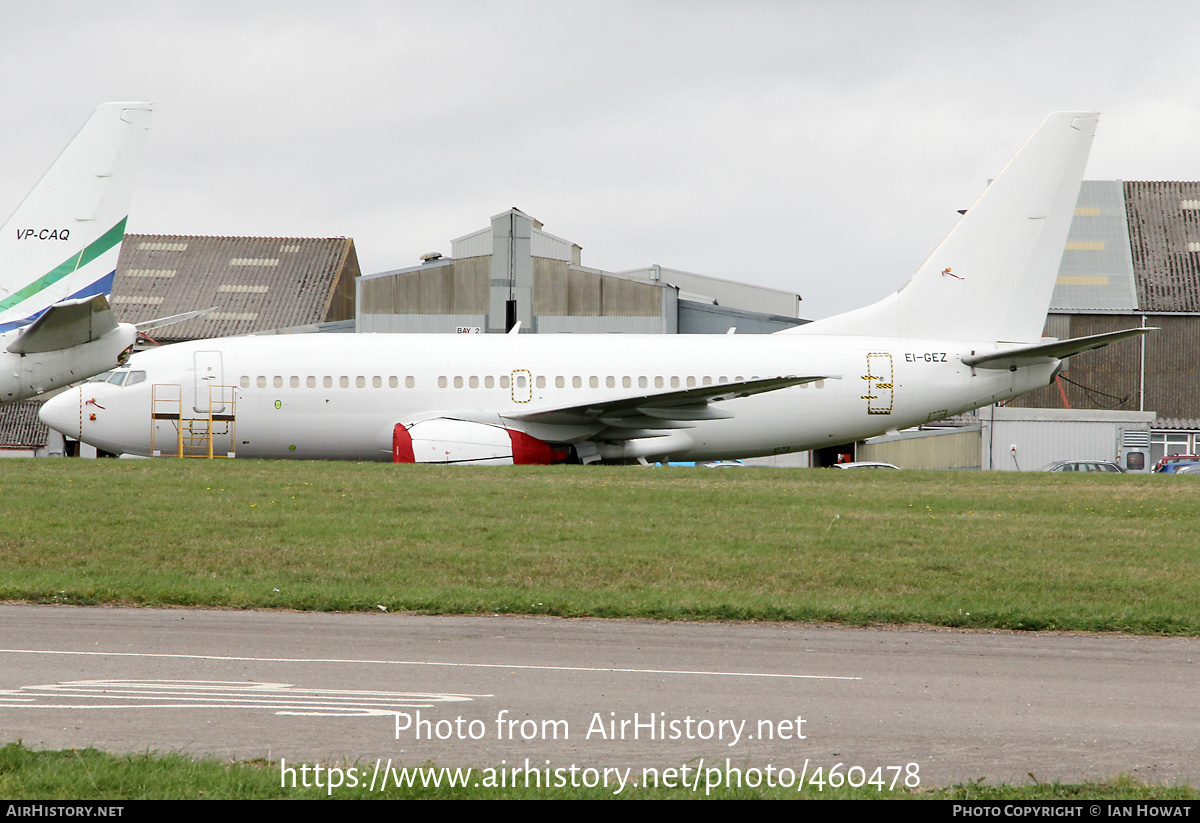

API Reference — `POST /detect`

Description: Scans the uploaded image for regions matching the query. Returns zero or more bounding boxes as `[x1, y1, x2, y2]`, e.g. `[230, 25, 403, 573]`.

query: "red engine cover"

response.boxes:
[508, 429, 569, 465]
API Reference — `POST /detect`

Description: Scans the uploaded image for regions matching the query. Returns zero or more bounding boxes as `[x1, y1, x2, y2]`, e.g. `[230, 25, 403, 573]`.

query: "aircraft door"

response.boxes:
[863, 353, 894, 415]
[193, 350, 225, 414]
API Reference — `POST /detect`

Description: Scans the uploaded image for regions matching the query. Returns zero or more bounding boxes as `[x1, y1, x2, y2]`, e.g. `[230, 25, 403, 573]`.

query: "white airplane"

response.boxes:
[40, 112, 1151, 464]
[0, 102, 154, 403]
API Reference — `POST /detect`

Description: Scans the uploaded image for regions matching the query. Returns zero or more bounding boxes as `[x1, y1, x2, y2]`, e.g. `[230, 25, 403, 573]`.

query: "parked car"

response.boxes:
[1172, 464, 1200, 475]
[1152, 455, 1200, 473]
[833, 461, 900, 470]
[1038, 460, 1125, 473]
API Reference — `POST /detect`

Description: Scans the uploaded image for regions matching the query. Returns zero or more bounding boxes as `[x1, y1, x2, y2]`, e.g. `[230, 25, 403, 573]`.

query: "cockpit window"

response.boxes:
[83, 369, 146, 387]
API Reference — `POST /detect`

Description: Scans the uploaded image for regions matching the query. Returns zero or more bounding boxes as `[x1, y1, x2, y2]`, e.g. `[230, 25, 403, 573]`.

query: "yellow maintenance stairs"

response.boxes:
[150, 384, 238, 458]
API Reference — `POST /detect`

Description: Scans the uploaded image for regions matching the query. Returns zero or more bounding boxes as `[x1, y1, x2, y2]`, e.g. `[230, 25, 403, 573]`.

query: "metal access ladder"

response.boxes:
[151, 383, 237, 458]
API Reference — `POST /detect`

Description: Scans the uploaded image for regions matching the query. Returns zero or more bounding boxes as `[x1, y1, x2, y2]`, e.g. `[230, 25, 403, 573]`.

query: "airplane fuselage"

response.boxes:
[41, 332, 1058, 462]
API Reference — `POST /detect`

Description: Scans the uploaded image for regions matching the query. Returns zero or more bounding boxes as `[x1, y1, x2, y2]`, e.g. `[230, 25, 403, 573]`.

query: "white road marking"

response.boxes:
[0, 679, 488, 716]
[0, 648, 860, 680]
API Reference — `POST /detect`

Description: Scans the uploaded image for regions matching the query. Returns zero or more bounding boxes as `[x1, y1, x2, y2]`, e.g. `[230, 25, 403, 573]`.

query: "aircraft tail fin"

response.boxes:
[0, 102, 153, 332]
[791, 112, 1098, 343]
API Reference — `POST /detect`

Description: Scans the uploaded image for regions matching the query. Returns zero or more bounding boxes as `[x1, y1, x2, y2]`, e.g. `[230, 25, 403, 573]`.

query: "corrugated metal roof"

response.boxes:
[112, 235, 358, 341]
[1125, 181, 1200, 312]
[0, 400, 48, 448]
[1150, 418, 1200, 430]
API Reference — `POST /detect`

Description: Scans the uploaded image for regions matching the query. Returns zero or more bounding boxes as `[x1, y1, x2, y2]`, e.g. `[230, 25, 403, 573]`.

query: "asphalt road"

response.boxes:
[0, 604, 1195, 791]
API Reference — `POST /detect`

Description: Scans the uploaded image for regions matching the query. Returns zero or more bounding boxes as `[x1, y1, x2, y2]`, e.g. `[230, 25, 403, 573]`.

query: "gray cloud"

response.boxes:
[2, 0, 1197, 318]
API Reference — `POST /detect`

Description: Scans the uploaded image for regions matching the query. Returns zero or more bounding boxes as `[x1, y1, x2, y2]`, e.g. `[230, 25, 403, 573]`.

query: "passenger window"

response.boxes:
[484, 376, 494, 388]
[639, 377, 647, 388]
[307, 376, 316, 388]
[454, 376, 463, 388]
[670, 377, 680, 389]
[590, 376, 599, 388]
[500, 376, 510, 389]
[373, 376, 382, 388]
[240, 376, 250, 388]
[536, 376, 546, 389]
[438, 376, 447, 388]
[655, 377, 664, 388]
[406, 376, 415, 388]
[556, 376, 565, 389]
[572, 376, 582, 388]
[273, 376, 283, 388]
[257, 376, 267, 388]
[323, 376, 333, 388]
[389, 376, 398, 388]
[290, 376, 300, 388]
[606, 376, 615, 388]
[340, 376, 349, 388]
[469, 376, 479, 389]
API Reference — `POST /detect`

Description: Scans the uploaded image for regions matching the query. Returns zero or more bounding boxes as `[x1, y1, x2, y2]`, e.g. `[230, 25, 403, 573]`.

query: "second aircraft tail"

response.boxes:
[0, 102, 153, 332]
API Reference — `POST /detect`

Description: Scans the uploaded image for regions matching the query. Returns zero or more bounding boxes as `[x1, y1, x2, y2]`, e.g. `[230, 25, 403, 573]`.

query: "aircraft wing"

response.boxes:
[506, 375, 832, 430]
[961, 328, 1154, 370]
[5, 294, 119, 354]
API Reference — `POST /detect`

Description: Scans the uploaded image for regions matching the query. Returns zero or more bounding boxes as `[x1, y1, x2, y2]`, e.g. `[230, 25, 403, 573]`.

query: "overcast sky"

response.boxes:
[2, 0, 1198, 319]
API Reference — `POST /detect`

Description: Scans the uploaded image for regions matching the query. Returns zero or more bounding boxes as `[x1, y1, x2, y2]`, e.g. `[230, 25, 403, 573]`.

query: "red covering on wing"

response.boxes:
[508, 429, 568, 465]
[392, 423, 415, 463]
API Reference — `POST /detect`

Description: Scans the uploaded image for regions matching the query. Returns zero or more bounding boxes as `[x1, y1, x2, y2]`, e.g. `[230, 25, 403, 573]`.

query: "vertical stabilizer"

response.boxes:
[793, 112, 1098, 343]
[0, 102, 153, 331]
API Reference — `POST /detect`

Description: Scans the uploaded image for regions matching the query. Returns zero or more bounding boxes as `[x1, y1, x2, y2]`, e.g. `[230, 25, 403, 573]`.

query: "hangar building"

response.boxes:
[1005, 180, 1200, 466]
[357, 208, 804, 335]
[108, 234, 359, 341]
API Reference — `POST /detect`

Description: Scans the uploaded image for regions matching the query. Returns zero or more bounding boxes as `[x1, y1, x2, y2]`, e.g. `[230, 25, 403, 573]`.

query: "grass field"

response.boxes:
[1, 742, 1194, 800]
[1, 459, 1197, 634]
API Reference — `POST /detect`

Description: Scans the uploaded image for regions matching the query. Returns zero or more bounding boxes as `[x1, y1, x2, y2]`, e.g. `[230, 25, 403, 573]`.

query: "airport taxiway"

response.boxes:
[0, 604, 1195, 788]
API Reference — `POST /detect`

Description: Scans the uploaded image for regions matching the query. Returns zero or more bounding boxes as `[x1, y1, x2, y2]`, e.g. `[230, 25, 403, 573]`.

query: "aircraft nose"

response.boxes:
[39, 387, 81, 439]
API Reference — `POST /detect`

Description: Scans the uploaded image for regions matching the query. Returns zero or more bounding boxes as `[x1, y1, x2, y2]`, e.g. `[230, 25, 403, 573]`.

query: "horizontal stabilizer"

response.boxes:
[961, 328, 1153, 370]
[135, 307, 217, 332]
[6, 294, 118, 354]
